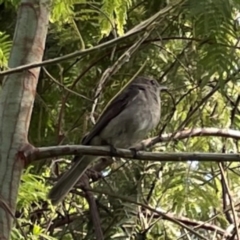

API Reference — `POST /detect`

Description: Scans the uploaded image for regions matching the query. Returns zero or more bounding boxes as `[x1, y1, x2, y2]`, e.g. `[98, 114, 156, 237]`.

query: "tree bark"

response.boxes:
[0, 0, 50, 238]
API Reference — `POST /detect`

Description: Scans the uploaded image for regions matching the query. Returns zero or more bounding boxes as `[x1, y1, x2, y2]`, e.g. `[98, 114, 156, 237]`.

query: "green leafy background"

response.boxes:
[1, 0, 240, 239]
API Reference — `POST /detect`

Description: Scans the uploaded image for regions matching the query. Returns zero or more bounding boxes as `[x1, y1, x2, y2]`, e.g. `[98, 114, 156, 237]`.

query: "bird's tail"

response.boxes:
[48, 155, 96, 205]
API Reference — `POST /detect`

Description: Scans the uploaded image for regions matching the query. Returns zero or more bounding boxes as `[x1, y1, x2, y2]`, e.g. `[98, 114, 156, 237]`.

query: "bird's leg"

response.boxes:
[100, 139, 118, 157]
[129, 142, 146, 158]
[109, 144, 118, 156]
[129, 147, 138, 158]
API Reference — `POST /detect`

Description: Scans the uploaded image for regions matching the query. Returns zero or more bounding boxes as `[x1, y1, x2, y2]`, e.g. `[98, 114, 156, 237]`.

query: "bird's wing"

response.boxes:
[82, 83, 143, 145]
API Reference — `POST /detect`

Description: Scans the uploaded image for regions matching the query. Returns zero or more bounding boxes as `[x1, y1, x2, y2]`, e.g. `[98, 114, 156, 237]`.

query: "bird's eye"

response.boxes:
[150, 79, 155, 85]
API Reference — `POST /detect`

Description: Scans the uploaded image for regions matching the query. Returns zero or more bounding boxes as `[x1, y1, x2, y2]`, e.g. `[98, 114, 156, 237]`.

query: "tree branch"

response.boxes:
[141, 127, 240, 148]
[0, 2, 183, 77]
[83, 176, 104, 240]
[24, 128, 240, 163]
[25, 145, 240, 163]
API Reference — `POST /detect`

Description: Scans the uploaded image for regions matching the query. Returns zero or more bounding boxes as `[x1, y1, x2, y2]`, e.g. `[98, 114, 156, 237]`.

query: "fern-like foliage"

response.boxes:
[114, 0, 132, 35]
[4, 0, 240, 239]
[0, 32, 12, 69]
[100, 0, 132, 37]
[187, 0, 240, 82]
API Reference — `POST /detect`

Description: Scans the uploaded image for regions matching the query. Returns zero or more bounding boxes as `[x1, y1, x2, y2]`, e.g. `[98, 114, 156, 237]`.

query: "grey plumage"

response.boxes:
[48, 76, 166, 205]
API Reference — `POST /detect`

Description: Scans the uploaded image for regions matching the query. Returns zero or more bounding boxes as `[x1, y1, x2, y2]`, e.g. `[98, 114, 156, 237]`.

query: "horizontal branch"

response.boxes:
[23, 127, 240, 162]
[26, 144, 240, 162]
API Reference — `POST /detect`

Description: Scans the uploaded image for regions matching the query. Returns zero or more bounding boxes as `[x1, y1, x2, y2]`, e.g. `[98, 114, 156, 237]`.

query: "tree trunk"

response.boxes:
[0, 0, 50, 238]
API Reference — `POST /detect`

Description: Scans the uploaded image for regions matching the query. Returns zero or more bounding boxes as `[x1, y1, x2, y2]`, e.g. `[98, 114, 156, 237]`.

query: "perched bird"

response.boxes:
[48, 76, 167, 205]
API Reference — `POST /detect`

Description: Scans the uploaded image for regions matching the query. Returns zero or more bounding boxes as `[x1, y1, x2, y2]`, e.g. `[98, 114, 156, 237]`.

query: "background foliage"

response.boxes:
[1, 0, 240, 239]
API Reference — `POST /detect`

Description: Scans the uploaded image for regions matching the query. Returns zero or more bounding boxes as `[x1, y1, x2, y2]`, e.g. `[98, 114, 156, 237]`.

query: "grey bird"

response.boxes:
[48, 76, 167, 205]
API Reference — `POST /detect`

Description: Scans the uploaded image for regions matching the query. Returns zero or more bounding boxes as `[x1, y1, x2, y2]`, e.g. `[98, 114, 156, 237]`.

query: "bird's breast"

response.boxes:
[99, 91, 161, 148]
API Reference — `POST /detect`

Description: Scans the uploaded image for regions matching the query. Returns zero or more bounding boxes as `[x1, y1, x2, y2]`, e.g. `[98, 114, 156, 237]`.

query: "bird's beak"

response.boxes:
[159, 86, 168, 91]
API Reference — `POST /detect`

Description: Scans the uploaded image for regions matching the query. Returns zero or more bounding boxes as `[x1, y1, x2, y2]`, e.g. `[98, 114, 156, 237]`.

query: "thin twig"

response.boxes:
[86, 188, 209, 240]
[218, 163, 240, 240]
[163, 66, 240, 149]
[42, 67, 92, 102]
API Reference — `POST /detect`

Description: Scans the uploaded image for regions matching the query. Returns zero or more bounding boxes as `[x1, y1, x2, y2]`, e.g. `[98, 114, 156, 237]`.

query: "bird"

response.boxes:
[48, 76, 167, 205]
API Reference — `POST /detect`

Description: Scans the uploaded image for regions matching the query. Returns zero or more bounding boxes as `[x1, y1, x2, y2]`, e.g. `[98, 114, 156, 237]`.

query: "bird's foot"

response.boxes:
[129, 143, 145, 158]
[109, 144, 118, 156]
[129, 147, 139, 158]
